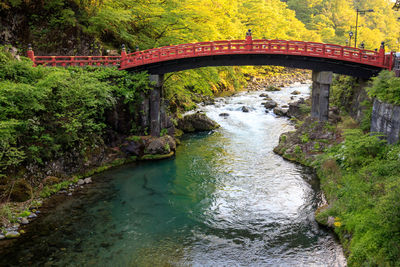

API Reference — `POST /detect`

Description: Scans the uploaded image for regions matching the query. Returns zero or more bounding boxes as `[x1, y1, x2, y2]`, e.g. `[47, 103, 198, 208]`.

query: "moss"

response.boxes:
[9, 179, 32, 202]
[126, 135, 142, 142]
[42, 176, 61, 186]
[140, 152, 174, 160]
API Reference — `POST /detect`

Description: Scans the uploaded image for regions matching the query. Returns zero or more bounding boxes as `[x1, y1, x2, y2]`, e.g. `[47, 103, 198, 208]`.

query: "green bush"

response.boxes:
[0, 48, 149, 173]
[317, 130, 400, 266]
[367, 70, 400, 105]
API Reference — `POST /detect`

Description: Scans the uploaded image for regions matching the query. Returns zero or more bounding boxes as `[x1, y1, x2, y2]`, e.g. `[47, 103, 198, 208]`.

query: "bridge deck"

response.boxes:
[27, 38, 395, 77]
[122, 39, 393, 70]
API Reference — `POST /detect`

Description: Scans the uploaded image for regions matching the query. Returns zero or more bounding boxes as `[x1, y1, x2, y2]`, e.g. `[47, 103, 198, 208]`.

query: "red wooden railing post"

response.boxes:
[389, 51, 394, 70]
[378, 41, 385, 66]
[120, 44, 127, 69]
[245, 29, 253, 51]
[27, 44, 36, 66]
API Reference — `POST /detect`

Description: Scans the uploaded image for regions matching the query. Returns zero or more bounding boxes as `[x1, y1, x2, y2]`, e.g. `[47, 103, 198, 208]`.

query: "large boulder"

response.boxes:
[273, 107, 288, 117]
[121, 136, 145, 156]
[262, 99, 278, 109]
[287, 98, 309, 120]
[9, 179, 33, 202]
[145, 135, 176, 155]
[178, 112, 220, 133]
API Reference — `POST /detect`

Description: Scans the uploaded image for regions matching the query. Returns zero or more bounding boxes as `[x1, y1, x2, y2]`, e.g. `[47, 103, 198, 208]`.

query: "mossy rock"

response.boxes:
[42, 176, 61, 186]
[9, 179, 32, 202]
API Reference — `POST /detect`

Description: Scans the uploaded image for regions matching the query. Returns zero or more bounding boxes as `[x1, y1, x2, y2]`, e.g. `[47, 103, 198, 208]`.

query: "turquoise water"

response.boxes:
[0, 86, 346, 266]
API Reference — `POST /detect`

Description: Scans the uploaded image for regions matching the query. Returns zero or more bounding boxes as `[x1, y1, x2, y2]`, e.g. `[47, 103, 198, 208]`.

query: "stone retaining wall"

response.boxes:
[371, 99, 400, 144]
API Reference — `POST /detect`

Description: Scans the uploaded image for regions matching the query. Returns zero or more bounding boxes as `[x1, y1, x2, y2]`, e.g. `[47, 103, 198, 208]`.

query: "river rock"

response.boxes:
[28, 213, 37, 219]
[265, 85, 281, 91]
[177, 112, 220, 133]
[77, 179, 85, 185]
[241, 106, 250, 113]
[203, 99, 215, 106]
[291, 90, 301, 95]
[262, 100, 278, 109]
[287, 98, 306, 119]
[84, 177, 92, 184]
[219, 113, 229, 117]
[8, 179, 32, 202]
[5, 231, 20, 239]
[121, 136, 145, 156]
[259, 93, 269, 97]
[21, 218, 29, 225]
[145, 135, 176, 155]
[273, 107, 288, 116]
[0, 234, 5, 240]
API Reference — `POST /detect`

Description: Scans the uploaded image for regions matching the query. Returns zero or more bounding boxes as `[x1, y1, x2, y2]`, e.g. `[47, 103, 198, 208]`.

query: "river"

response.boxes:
[0, 83, 346, 266]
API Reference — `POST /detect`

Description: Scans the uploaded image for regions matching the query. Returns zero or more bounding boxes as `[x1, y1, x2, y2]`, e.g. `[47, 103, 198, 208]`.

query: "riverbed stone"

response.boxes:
[259, 93, 269, 97]
[21, 218, 29, 225]
[241, 106, 250, 113]
[273, 107, 288, 117]
[291, 90, 301, 95]
[28, 213, 37, 219]
[84, 177, 92, 184]
[5, 231, 20, 239]
[219, 113, 229, 117]
[0, 234, 5, 240]
[144, 135, 176, 155]
[262, 100, 278, 109]
[177, 112, 220, 133]
[265, 85, 281, 91]
[77, 179, 85, 185]
[121, 136, 145, 156]
[287, 98, 308, 119]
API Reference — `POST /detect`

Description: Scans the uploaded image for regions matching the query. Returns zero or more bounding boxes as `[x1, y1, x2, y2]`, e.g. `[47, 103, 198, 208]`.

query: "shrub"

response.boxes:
[367, 70, 400, 105]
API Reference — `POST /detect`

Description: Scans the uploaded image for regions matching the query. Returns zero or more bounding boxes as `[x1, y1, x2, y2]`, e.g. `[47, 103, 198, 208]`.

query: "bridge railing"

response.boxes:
[123, 39, 393, 70]
[27, 39, 395, 71]
[30, 55, 121, 67]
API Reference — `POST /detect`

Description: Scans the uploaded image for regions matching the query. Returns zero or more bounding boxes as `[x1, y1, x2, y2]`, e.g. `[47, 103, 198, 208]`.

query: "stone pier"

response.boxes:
[311, 71, 333, 121]
[149, 74, 164, 136]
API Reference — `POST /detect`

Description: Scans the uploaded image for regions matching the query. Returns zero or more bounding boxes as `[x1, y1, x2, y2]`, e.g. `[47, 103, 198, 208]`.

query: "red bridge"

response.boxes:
[27, 34, 396, 79]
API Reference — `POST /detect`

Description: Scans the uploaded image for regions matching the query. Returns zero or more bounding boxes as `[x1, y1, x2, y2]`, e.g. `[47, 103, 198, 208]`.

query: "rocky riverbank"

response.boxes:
[245, 68, 311, 91]
[0, 111, 220, 241]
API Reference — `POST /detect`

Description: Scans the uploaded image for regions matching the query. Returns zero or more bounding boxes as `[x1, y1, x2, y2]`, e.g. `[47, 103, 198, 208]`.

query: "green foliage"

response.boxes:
[360, 100, 373, 132]
[317, 130, 400, 266]
[301, 133, 310, 143]
[367, 71, 400, 105]
[286, 0, 400, 50]
[40, 181, 71, 198]
[0, 48, 149, 174]
[328, 129, 386, 169]
[18, 210, 31, 218]
[160, 128, 168, 137]
[0, 204, 13, 222]
[127, 136, 142, 142]
[330, 75, 358, 110]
